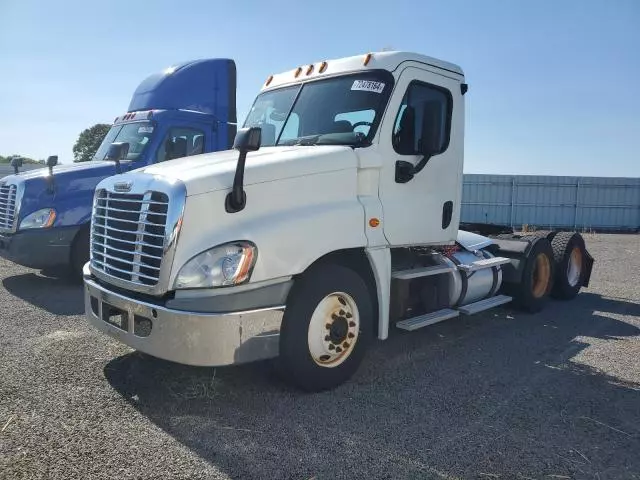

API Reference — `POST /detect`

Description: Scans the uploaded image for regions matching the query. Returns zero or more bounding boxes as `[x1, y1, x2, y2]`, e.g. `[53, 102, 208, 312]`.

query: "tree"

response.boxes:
[73, 124, 111, 162]
[0, 155, 39, 164]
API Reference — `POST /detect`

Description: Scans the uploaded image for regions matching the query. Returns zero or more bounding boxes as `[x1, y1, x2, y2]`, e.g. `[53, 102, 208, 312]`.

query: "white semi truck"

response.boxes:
[83, 52, 594, 391]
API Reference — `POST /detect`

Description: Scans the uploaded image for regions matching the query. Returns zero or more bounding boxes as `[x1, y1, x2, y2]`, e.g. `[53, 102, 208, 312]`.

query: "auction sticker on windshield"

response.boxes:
[351, 80, 385, 93]
[138, 126, 154, 134]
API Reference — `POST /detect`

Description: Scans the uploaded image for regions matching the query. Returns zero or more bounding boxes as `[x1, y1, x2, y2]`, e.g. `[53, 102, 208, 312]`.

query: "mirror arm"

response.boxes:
[46, 174, 55, 194]
[225, 151, 247, 213]
[412, 154, 433, 175]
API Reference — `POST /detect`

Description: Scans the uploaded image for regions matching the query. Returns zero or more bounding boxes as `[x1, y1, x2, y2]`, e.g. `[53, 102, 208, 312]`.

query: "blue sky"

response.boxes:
[1, 0, 638, 176]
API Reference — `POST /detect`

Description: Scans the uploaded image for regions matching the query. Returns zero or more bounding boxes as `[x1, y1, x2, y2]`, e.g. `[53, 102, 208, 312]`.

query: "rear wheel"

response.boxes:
[550, 232, 586, 300]
[277, 263, 373, 392]
[504, 238, 555, 313]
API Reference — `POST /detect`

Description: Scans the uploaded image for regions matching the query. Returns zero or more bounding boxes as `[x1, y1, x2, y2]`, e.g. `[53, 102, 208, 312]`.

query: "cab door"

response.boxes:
[377, 65, 464, 246]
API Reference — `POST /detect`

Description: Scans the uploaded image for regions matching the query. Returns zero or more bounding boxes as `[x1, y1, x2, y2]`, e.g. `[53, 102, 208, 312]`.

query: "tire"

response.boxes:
[550, 232, 586, 300]
[503, 238, 555, 313]
[70, 226, 90, 280]
[522, 230, 557, 242]
[277, 263, 374, 392]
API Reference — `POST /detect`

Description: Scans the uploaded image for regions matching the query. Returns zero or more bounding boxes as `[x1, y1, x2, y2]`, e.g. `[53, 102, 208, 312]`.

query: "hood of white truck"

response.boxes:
[139, 145, 358, 196]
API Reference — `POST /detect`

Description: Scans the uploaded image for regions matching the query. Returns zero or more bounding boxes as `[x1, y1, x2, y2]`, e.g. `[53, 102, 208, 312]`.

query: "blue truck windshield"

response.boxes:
[243, 71, 394, 147]
[93, 122, 155, 161]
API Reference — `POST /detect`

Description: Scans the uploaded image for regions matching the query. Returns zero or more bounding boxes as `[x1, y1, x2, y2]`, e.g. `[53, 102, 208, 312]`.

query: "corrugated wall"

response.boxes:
[462, 174, 640, 231]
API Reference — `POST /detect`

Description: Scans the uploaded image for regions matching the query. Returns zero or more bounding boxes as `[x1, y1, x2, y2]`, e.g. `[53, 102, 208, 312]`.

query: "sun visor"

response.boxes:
[128, 58, 237, 124]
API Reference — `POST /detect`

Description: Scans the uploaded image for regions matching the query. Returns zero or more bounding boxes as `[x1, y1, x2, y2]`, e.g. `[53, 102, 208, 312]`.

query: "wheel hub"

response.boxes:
[567, 246, 583, 287]
[308, 292, 360, 368]
[329, 316, 349, 344]
[531, 253, 551, 299]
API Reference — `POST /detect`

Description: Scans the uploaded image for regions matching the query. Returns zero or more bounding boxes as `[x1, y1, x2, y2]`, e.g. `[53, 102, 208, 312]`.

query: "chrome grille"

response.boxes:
[0, 184, 17, 232]
[91, 189, 169, 287]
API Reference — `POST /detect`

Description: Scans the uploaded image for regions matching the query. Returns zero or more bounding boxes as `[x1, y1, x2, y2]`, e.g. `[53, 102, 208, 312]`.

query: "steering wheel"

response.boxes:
[352, 121, 373, 130]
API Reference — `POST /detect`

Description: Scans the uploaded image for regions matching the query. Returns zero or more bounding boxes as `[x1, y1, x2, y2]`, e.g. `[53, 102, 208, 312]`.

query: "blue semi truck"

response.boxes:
[0, 58, 237, 276]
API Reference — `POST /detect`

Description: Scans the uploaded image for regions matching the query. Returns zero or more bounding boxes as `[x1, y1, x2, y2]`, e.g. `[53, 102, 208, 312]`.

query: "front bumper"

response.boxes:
[0, 225, 80, 269]
[84, 273, 285, 367]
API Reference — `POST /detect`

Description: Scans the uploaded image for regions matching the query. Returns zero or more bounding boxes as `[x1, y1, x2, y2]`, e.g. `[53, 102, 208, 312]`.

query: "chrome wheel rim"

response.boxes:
[307, 292, 359, 368]
[567, 246, 583, 287]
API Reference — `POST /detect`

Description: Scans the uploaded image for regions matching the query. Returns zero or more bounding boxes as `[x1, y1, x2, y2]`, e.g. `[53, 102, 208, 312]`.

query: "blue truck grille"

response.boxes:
[90, 189, 169, 287]
[0, 184, 17, 232]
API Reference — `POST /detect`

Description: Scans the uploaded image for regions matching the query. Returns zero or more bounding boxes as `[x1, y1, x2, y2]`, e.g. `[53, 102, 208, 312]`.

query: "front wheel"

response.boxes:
[277, 263, 373, 392]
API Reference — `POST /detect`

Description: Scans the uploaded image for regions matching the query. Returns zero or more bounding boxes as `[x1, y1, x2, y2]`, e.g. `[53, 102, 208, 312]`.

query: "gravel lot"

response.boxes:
[1, 234, 639, 479]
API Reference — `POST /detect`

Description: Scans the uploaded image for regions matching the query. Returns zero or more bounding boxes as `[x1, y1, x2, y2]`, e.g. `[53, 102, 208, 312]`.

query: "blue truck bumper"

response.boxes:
[0, 226, 81, 269]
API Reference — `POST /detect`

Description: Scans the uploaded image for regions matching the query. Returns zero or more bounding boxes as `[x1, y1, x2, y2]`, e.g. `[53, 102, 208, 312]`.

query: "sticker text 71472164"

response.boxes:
[351, 80, 385, 94]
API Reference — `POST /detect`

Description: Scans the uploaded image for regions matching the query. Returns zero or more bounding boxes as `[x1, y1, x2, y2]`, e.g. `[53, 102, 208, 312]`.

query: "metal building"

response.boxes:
[461, 174, 640, 232]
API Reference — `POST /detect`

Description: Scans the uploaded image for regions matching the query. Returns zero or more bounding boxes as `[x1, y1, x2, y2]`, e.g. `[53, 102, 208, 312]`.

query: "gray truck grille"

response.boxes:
[91, 189, 169, 286]
[0, 184, 17, 232]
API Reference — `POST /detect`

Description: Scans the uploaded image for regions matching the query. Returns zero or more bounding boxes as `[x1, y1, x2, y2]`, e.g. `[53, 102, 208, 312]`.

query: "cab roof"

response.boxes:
[261, 51, 464, 91]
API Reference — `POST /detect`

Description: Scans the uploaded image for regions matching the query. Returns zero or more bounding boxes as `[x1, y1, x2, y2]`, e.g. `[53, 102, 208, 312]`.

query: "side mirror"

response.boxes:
[106, 142, 129, 161]
[106, 142, 129, 174]
[45, 155, 58, 193]
[226, 127, 262, 213]
[394, 101, 446, 184]
[10, 157, 23, 175]
[395, 161, 414, 184]
[418, 101, 444, 156]
[233, 127, 262, 152]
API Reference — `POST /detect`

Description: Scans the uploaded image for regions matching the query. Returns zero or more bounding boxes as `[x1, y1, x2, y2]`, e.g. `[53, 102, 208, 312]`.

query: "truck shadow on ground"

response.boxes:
[104, 293, 640, 480]
[2, 268, 83, 316]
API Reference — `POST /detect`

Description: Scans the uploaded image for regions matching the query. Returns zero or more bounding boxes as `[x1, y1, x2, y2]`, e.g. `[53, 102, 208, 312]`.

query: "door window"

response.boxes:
[156, 127, 205, 163]
[392, 82, 451, 155]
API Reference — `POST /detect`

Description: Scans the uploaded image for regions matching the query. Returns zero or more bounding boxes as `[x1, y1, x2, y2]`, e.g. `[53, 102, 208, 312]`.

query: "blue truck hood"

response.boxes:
[10, 161, 118, 182]
[5, 161, 121, 227]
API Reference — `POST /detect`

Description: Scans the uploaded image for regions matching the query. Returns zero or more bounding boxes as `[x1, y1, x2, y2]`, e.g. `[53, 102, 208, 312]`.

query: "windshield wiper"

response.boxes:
[279, 133, 369, 148]
[279, 135, 321, 146]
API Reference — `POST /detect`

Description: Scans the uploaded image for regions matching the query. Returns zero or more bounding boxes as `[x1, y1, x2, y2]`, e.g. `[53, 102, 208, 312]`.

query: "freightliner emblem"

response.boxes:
[114, 181, 133, 193]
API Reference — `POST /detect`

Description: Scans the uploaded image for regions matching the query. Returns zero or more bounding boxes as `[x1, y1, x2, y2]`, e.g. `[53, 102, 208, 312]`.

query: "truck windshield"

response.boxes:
[244, 71, 393, 147]
[93, 122, 155, 161]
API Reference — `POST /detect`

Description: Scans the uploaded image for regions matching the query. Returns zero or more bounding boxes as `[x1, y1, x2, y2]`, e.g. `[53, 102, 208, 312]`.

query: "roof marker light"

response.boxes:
[319, 61, 328, 73]
[265, 75, 273, 86]
[294, 67, 302, 78]
[363, 53, 372, 66]
[306, 64, 314, 75]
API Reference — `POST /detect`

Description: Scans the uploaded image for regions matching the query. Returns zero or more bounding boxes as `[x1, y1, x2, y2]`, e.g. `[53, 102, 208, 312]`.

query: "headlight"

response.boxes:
[174, 241, 257, 289]
[19, 208, 56, 229]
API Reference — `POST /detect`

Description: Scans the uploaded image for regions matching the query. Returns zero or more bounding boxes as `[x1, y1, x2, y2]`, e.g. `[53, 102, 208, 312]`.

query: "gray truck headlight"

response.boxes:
[174, 241, 257, 289]
[19, 208, 56, 229]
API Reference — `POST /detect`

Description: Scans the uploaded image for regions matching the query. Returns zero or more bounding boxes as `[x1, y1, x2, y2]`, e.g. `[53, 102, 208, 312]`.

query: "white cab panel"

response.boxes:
[376, 64, 464, 247]
[170, 167, 367, 287]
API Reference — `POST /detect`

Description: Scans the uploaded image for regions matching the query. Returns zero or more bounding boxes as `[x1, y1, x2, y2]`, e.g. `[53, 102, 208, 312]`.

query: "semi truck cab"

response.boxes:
[0, 59, 236, 276]
[82, 52, 593, 391]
